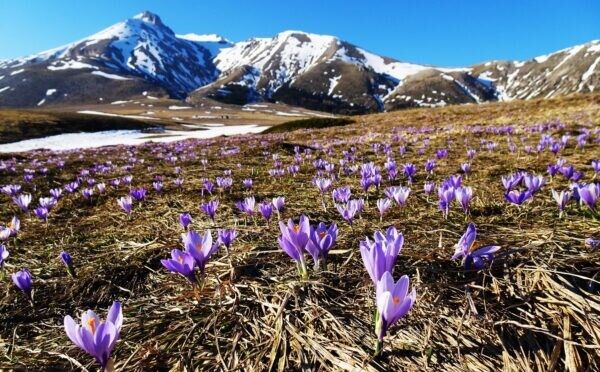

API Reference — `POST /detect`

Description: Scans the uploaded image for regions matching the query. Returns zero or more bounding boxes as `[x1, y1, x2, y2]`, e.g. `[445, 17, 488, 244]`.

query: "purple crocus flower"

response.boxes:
[64, 301, 123, 370]
[454, 186, 473, 214]
[423, 182, 435, 195]
[60, 251, 76, 277]
[235, 196, 256, 217]
[39, 197, 57, 210]
[259, 201, 273, 223]
[403, 163, 417, 182]
[8, 216, 19, 236]
[438, 187, 455, 218]
[82, 188, 94, 200]
[50, 188, 63, 199]
[523, 174, 545, 194]
[305, 222, 338, 269]
[278, 215, 310, 279]
[377, 198, 392, 221]
[130, 188, 146, 202]
[451, 223, 500, 270]
[272, 196, 285, 212]
[314, 178, 333, 194]
[12, 268, 33, 301]
[217, 229, 238, 254]
[200, 200, 219, 222]
[203, 180, 215, 195]
[1, 184, 21, 196]
[153, 181, 163, 193]
[182, 230, 218, 273]
[374, 271, 416, 353]
[585, 238, 600, 248]
[179, 213, 193, 230]
[505, 190, 532, 205]
[551, 189, 572, 217]
[332, 186, 352, 204]
[460, 163, 471, 174]
[64, 181, 80, 193]
[578, 183, 599, 211]
[13, 194, 32, 213]
[243, 178, 253, 189]
[117, 196, 133, 215]
[0, 244, 8, 268]
[385, 186, 410, 206]
[425, 159, 436, 174]
[161, 249, 197, 283]
[592, 160, 600, 176]
[360, 227, 404, 285]
[173, 177, 184, 188]
[336, 201, 359, 225]
[34, 207, 49, 223]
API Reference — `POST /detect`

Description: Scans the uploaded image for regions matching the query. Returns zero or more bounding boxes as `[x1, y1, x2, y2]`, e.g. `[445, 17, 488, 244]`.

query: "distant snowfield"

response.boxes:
[0, 125, 269, 153]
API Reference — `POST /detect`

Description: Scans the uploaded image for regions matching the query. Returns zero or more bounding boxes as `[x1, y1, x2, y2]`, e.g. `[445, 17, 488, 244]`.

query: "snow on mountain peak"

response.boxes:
[132, 11, 164, 26]
[178, 33, 230, 43]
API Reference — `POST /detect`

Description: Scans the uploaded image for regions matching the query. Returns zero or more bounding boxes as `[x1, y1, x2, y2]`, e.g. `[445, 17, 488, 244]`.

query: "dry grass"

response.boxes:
[0, 95, 599, 371]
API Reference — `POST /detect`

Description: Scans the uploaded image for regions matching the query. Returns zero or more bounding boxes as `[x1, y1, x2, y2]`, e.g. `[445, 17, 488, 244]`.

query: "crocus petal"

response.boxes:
[106, 301, 123, 331]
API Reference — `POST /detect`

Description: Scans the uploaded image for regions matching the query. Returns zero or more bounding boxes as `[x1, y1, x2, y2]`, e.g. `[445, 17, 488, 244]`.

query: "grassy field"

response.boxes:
[0, 94, 598, 371]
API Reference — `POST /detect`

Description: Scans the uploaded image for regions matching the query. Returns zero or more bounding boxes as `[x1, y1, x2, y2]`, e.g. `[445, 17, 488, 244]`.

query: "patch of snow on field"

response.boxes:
[77, 110, 159, 120]
[0, 86, 10, 94]
[0, 125, 269, 153]
[168, 105, 192, 110]
[275, 111, 304, 117]
[91, 71, 132, 80]
[46, 89, 57, 96]
[10, 69, 25, 76]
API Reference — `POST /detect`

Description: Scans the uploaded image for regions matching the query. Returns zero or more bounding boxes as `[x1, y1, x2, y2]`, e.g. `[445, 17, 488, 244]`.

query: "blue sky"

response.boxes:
[0, 0, 598, 66]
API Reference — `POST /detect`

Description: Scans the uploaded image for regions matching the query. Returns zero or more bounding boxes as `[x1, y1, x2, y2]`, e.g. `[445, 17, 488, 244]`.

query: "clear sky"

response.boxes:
[0, 0, 598, 66]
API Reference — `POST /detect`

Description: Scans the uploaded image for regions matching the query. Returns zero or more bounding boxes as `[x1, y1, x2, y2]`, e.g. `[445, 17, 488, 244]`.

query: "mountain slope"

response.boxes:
[470, 40, 600, 100]
[0, 12, 598, 114]
[0, 12, 228, 107]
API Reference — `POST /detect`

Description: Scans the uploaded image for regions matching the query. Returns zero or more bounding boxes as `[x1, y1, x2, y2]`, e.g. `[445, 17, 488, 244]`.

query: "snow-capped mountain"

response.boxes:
[0, 11, 598, 113]
[0, 11, 228, 106]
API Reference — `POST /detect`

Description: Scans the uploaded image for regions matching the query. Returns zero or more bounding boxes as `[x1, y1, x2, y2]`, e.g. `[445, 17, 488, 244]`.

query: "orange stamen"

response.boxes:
[86, 318, 97, 334]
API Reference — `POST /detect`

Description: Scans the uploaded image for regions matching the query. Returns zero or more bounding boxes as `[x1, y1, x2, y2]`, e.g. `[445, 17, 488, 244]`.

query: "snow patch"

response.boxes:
[0, 125, 269, 153]
[328, 75, 342, 96]
[48, 60, 98, 70]
[77, 110, 159, 120]
[91, 71, 132, 80]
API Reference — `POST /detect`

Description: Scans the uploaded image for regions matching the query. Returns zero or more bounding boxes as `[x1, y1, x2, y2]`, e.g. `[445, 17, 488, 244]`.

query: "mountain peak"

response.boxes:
[132, 11, 164, 26]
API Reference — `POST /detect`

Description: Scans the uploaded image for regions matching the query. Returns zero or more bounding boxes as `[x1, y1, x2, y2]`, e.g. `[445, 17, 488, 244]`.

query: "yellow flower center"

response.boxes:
[392, 296, 401, 305]
[469, 240, 482, 253]
[87, 318, 97, 334]
[293, 225, 301, 233]
[318, 231, 326, 239]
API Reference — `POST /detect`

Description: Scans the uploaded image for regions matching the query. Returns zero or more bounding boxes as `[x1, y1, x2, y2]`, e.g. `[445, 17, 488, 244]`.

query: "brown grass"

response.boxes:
[0, 94, 599, 371]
